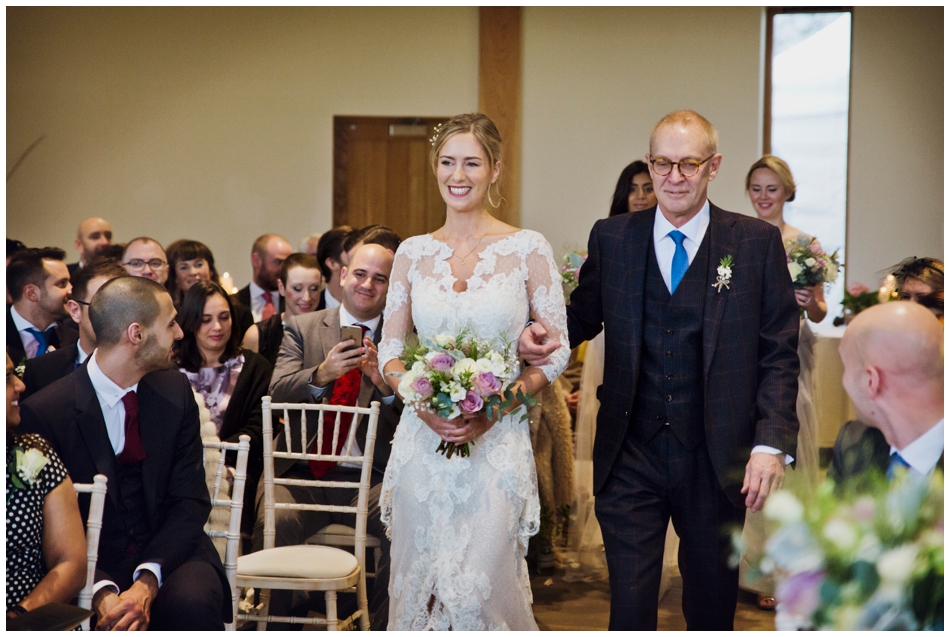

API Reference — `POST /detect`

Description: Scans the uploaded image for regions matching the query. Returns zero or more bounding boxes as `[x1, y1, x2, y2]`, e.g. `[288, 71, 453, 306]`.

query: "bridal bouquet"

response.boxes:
[559, 250, 587, 290]
[741, 469, 943, 630]
[395, 329, 534, 459]
[785, 234, 841, 290]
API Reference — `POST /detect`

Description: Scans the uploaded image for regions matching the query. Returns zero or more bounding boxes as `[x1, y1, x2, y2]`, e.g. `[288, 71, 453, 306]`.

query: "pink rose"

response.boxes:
[776, 570, 823, 621]
[410, 376, 433, 397]
[428, 353, 455, 372]
[472, 371, 502, 397]
[459, 390, 484, 414]
[848, 282, 869, 296]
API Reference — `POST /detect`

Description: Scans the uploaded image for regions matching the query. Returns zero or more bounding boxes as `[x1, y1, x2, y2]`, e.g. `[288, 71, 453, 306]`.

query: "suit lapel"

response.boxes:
[625, 210, 653, 380]
[702, 205, 739, 376]
[74, 368, 120, 509]
[137, 376, 167, 520]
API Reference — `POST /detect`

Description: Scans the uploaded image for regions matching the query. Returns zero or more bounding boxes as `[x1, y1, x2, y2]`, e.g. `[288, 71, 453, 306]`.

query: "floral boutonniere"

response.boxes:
[713, 255, 734, 293]
[14, 357, 26, 379]
[9, 447, 49, 489]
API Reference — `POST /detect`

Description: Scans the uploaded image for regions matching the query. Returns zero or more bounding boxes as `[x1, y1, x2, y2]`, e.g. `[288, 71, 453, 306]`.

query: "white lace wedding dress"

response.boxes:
[378, 230, 569, 630]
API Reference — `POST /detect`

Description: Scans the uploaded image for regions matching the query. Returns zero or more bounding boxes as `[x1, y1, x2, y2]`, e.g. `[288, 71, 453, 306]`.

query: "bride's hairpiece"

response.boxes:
[429, 122, 445, 147]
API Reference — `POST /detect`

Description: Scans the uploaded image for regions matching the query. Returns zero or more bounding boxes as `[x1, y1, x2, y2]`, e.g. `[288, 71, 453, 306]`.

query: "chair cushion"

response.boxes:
[238, 545, 358, 579]
[317, 524, 356, 536]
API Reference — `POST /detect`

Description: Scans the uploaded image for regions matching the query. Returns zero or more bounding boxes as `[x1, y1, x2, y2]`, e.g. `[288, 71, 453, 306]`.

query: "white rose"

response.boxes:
[824, 264, 838, 283]
[788, 262, 803, 279]
[822, 518, 858, 551]
[475, 357, 494, 373]
[763, 490, 803, 524]
[452, 358, 478, 379]
[16, 448, 49, 486]
[411, 360, 427, 375]
[804, 257, 817, 268]
[397, 371, 418, 402]
[876, 545, 919, 585]
[434, 334, 455, 348]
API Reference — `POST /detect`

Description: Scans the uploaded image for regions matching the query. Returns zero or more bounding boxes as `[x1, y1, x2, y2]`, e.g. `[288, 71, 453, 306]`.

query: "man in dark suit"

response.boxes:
[523, 110, 800, 629]
[67, 216, 113, 276]
[260, 243, 399, 629]
[314, 225, 354, 311]
[7, 247, 78, 364]
[230, 233, 292, 337]
[21, 257, 127, 399]
[828, 301, 943, 487]
[19, 276, 230, 630]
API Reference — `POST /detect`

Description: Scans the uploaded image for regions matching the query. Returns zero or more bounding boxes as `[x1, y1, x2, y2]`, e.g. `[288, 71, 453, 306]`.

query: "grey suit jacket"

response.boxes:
[268, 308, 400, 476]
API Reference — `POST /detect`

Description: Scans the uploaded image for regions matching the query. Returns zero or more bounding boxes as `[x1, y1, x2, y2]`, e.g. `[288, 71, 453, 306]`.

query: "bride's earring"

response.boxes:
[487, 182, 500, 209]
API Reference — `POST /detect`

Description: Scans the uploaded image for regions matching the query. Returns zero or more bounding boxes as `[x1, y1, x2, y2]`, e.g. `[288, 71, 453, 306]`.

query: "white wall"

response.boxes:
[521, 7, 764, 255]
[847, 7, 943, 286]
[7, 7, 479, 285]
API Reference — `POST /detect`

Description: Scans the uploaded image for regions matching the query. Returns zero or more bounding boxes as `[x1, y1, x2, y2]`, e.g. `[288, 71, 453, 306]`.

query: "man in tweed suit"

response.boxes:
[523, 110, 800, 629]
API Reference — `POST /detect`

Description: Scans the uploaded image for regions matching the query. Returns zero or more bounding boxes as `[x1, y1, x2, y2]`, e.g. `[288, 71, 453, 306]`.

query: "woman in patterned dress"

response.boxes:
[5, 352, 87, 618]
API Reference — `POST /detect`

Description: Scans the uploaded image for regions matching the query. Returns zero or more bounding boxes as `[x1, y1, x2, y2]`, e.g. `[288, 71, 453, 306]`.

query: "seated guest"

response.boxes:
[299, 232, 322, 258]
[19, 276, 231, 630]
[890, 256, 944, 321]
[68, 217, 113, 276]
[164, 239, 219, 306]
[314, 225, 354, 311]
[176, 280, 272, 538]
[231, 234, 294, 339]
[6, 352, 87, 619]
[121, 238, 169, 285]
[6, 239, 28, 305]
[342, 224, 402, 262]
[243, 253, 323, 367]
[828, 301, 943, 490]
[21, 258, 127, 399]
[6, 248, 78, 364]
[262, 243, 401, 629]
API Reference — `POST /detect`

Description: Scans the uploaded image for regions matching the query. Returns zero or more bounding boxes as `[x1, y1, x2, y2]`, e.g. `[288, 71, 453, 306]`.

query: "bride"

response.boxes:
[378, 113, 569, 630]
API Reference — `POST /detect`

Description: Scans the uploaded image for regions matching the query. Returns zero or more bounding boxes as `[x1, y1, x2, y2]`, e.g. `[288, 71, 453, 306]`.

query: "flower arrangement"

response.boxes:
[834, 282, 881, 326]
[736, 469, 943, 630]
[395, 329, 535, 459]
[559, 250, 587, 290]
[785, 234, 841, 290]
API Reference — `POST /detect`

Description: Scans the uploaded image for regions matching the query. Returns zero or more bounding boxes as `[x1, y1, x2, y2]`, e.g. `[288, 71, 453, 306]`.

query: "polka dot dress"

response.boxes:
[6, 433, 69, 611]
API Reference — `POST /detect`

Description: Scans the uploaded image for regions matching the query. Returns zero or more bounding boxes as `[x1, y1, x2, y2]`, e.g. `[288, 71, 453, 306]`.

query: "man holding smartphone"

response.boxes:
[260, 242, 401, 629]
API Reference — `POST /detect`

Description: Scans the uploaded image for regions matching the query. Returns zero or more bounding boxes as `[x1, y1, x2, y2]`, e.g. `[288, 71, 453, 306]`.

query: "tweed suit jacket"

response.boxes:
[269, 308, 401, 477]
[567, 204, 800, 508]
[6, 305, 79, 365]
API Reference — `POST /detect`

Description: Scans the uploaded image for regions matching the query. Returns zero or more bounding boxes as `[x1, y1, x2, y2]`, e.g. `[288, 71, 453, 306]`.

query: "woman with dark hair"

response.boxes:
[6, 352, 87, 618]
[176, 281, 272, 536]
[608, 160, 657, 217]
[891, 257, 944, 320]
[165, 239, 220, 306]
[243, 253, 323, 366]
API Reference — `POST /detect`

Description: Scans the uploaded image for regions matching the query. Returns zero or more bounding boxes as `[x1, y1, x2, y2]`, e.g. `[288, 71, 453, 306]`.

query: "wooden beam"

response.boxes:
[478, 6, 521, 227]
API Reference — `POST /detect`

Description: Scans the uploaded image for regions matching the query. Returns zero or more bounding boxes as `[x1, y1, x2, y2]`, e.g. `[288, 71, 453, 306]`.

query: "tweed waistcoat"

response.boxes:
[630, 233, 710, 449]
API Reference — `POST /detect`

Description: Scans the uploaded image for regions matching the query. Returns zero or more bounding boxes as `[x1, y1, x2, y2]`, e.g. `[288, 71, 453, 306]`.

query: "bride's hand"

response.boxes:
[453, 411, 497, 444]
[415, 408, 467, 442]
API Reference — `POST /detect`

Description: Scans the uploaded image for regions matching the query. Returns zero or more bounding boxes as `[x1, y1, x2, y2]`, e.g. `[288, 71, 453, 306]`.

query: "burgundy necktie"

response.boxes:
[117, 391, 146, 465]
[309, 324, 369, 478]
[261, 293, 276, 320]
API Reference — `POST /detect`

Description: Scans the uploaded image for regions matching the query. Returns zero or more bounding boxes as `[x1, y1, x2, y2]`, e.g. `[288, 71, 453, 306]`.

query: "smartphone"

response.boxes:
[340, 326, 364, 352]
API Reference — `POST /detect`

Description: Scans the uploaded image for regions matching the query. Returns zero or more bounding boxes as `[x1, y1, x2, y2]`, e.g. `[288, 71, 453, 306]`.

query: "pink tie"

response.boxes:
[261, 293, 276, 320]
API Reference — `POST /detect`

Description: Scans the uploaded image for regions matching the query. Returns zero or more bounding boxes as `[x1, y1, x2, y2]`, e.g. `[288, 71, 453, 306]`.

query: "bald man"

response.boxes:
[828, 301, 944, 488]
[69, 217, 113, 275]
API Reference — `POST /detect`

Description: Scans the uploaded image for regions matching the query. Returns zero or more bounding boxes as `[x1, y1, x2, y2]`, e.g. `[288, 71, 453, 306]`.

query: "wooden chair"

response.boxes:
[307, 525, 382, 579]
[236, 397, 380, 630]
[73, 474, 108, 632]
[202, 434, 251, 631]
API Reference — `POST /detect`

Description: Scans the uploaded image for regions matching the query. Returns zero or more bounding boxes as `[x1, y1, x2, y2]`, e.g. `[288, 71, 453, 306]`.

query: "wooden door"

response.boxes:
[333, 116, 448, 241]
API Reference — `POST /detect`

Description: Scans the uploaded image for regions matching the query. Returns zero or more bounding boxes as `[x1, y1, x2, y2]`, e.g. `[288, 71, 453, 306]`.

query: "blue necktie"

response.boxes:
[669, 230, 689, 293]
[24, 327, 53, 357]
[887, 452, 911, 481]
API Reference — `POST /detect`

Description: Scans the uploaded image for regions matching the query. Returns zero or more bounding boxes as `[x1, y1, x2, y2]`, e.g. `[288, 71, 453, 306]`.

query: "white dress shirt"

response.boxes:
[652, 202, 790, 463]
[249, 281, 281, 323]
[10, 305, 53, 359]
[323, 287, 342, 310]
[892, 419, 944, 476]
[86, 352, 163, 592]
[76, 343, 91, 367]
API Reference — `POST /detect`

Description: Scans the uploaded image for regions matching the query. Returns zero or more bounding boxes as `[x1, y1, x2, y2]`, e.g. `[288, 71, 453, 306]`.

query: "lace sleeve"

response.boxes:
[524, 233, 570, 382]
[379, 242, 414, 370]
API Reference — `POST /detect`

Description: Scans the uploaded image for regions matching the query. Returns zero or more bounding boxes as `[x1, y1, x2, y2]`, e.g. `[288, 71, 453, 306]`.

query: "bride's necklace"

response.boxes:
[439, 218, 495, 263]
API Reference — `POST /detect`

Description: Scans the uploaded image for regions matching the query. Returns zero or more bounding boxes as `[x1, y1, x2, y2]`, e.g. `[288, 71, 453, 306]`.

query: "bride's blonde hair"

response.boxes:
[429, 113, 503, 207]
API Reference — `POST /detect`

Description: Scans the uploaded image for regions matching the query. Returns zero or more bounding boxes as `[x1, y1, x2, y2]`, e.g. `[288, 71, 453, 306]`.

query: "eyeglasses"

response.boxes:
[123, 259, 167, 271]
[649, 154, 715, 177]
[74, 300, 90, 307]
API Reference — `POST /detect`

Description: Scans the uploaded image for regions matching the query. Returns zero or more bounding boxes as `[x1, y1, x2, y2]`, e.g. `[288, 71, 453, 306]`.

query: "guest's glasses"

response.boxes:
[649, 154, 715, 177]
[75, 300, 90, 307]
[123, 259, 167, 271]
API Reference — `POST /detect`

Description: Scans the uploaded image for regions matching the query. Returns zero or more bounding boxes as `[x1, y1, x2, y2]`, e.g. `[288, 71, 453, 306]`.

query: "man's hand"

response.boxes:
[95, 572, 159, 631]
[358, 336, 392, 396]
[741, 452, 786, 512]
[519, 322, 560, 366]
[312, 340, 364, 387]
[565, 390, 580, 416]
